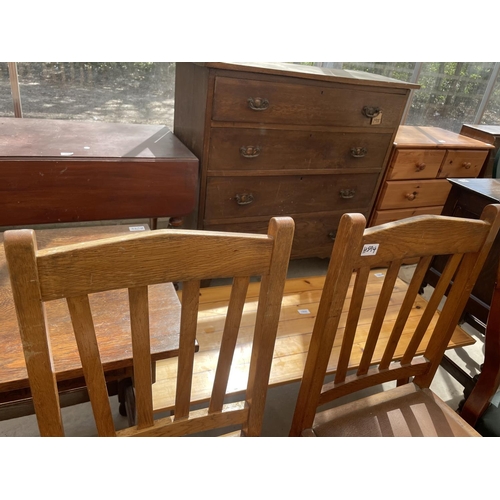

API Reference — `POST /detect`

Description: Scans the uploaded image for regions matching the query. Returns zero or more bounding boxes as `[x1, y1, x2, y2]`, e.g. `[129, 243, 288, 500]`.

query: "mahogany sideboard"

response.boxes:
[173, 62, 418, 259]
[0, 118, 198, 229]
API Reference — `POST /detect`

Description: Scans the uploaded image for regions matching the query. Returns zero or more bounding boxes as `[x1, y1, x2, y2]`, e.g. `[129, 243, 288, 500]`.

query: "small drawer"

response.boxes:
[204, 173, 379, 220]
[378, 179, 452, 210]
[370, 205, 443, 226]
[208, 128, 393, 171]
[212, 77, 408, 128]
[388, 149, 445, 180]
[205, 212, 370, 259]
[437, 150, 488, 178]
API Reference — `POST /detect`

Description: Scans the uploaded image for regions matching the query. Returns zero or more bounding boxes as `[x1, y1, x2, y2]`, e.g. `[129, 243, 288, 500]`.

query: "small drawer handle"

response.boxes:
[240, 146, 261, 158]
[328, 231, 337, 242]
[247, 97, 269, 111]
[415, 162, 426, 172]
[463, 162, 472, 170]
[235, 193, 254, 205]
[405, 191, 418, 201]
[351, 147, 368, 158]
[340, 189, 356, 199]
[362, 106, 381, 118]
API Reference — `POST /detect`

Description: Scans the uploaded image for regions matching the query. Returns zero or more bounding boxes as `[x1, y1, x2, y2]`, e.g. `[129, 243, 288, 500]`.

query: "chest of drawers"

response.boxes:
[174, 62, 417, 258]
[370, 126, 493, 226]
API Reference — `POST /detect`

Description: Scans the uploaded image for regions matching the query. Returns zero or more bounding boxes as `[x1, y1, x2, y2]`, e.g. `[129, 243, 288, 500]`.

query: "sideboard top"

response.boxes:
[198, 62, 421, 90]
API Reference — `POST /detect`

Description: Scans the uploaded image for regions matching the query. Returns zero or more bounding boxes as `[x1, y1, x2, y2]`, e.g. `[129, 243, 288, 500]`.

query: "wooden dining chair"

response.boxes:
[289, 205, 500, 437]
[5, 217, 294, 437]
[459, 253, 500, 436]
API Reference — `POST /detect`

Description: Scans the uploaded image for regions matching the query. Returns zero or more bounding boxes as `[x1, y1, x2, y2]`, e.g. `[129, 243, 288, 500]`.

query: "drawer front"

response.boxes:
[204, 173, 380, 220]
[437, 150, 488, 178]
[388, 149, 445, 180]
[379, 179, 452, 210]
[205, 212, 370, 259]
[371, 205, 443, 226]
[208, 128, 393, 171]
[212, 77, 407, 128]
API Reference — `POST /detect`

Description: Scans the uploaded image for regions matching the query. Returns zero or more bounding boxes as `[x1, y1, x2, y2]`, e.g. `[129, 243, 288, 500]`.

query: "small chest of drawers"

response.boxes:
[174, 62, 417, 258]
[370, 126, 494, 226]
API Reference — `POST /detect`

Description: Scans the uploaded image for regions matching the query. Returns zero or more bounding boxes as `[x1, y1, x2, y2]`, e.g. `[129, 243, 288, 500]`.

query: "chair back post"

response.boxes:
[4, 229, 64, 437]
[289, 213, 366, 437]
[244, 216, 295, 436]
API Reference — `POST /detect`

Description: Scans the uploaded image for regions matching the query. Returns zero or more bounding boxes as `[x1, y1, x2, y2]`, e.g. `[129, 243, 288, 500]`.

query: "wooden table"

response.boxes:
[0, 118, 198, 229]
[0, 224, 184, 420]
[151, 270, 475, 411]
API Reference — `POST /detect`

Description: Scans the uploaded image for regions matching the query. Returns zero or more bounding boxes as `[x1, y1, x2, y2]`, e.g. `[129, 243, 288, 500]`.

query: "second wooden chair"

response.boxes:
[289, 205, 500, 437]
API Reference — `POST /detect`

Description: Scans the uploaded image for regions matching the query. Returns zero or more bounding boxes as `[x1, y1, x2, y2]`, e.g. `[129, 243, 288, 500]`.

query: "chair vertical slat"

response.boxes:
[66, 295, 116, 437]
[4, 229, 64, 437]
[175, 279, 200, 419]
[357, 259, 403, 376]
[334, 266, 370, 384]
[128, 286, 153, 430]
[209, 276, 250, 414]
[379, 255, 433, 369]
[400, 253, 463, 365]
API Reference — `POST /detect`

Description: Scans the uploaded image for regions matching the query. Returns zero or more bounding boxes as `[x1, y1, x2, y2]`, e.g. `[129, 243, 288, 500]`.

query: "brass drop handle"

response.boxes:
[235, 193, 254, 205]
[463, 162, 472, 170]
[328, 231, 337, 241]
[247, 97, 269, 111]
[240, 146, 261, 158]
[340, 189, 356, 199]
[405, 191, 418, 201]
[362, 106, 381, 118]
[351, 147, 368, 158]
[415, 162, 426, 172]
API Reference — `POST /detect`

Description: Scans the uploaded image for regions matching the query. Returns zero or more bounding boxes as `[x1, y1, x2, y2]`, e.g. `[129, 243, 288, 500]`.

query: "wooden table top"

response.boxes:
[0, 118, 197, 161]
[448, 178, 500, 202]
[0, 224, 182, 397]
[151, 271, 475, 411]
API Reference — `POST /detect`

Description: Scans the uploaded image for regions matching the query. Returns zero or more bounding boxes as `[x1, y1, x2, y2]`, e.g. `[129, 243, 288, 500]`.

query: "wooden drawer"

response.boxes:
[204, 173, 379, 221]
[208, 128, 393, 171]
[205, 212, 371, 259]
[388, 149, 445, 180]
[371, 205, 443, 226]
[379, 179, 452, 210]
[212, 77, 407, 128]
[437, 150, 489, 178]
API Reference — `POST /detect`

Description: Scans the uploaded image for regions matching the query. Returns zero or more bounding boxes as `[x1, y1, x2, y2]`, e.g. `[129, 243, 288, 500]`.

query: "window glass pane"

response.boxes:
[16, 62, 176, 128]
[0, 62, 15, 117]
[406, 62, 495, 132]
[481, 71, 500, 125]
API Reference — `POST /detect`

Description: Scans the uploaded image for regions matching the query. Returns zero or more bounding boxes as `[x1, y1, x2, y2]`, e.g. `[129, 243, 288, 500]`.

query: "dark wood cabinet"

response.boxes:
[174, 62, 418, 259]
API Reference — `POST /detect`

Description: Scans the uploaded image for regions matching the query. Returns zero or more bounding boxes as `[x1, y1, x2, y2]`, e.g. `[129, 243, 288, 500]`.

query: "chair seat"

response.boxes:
[305, 383, 480, 437]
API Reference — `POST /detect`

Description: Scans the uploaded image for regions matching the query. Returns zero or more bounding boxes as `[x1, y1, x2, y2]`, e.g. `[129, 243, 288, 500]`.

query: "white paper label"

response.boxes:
[298, 309, 311, 315]
[361, 243, 379, 256]
[129, 226, 146, 231]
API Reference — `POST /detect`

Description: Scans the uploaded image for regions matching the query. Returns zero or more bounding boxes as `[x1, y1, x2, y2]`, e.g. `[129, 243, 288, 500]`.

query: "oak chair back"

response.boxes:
[289, 205, 500, 437]
[5, 217, 294, 437]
